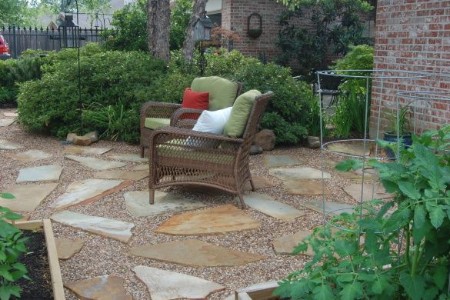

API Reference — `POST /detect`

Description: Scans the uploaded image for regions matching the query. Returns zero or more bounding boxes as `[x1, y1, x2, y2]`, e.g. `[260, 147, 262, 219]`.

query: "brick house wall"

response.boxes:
[371, 0, 450, 136]
[221, 0, 286, 61]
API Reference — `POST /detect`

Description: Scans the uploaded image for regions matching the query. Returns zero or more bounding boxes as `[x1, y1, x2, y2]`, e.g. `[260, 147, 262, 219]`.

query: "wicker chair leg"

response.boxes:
[149, 189, 155, 204]
[237, 194, 247, 209]
[249, 178, 255, 191]
[140, 146, 145, 158]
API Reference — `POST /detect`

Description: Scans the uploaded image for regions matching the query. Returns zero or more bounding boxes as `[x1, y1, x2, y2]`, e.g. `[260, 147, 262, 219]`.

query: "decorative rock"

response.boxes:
[269, 166, 331, 181]
[0, 139, 22, 150]
[133, 266, 225, 300]
[307, 136, 321, 148]
[155, 204, 260, 235]
[73, 135, 93, 146]
[55, 238, 84, 259]
[65, 155, 127, 170]
[130, 239, 265, 267]
[66, 131, 98, 146]
[253, 129, 276, 151]
[66, 133, 77, 143]
[263, 155, 302, 168]
[0, 183, 58, 212]
[64, 146, 112, 155]
[83, 131, 99, 143]
[51, 179, 129, 209]
[244, 192, 305, 221]
[12, 149, 52, 162]
[273, 230, 314, 255]
[0, 119, 15, 127]
[124, 190, 206, 217]
[249, 145, 263, 155]
[64, 275, 132, 300]
[51, 211, 134, 243]
[16, 164, 62, 183]
[94, 170, 148, 181]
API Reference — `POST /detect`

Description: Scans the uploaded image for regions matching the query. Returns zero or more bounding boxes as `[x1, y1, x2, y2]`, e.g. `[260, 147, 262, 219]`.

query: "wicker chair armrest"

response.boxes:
[140, 101, 181, 119]
[170, 108, 205, 128]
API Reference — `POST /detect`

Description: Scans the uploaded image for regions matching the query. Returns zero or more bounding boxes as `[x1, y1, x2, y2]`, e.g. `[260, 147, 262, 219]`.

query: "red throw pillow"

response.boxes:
[181, 88, 209, 119]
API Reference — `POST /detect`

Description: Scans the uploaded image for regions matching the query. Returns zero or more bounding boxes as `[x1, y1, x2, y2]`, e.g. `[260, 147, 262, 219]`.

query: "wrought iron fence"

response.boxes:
[1, 26, 107, 58]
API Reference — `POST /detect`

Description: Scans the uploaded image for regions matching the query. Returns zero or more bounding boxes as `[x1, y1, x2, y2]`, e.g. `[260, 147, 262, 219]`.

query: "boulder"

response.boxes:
[253, 129, 276, 151]
[66, 131, 99, 146]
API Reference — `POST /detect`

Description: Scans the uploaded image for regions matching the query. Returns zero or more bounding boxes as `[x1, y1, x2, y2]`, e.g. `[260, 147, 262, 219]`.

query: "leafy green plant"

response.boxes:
[275, 125, 450, 299]
[0, 193, 28, 300]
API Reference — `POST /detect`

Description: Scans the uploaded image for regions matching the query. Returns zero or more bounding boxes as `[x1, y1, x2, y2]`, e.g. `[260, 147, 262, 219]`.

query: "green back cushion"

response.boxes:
[223, 90, 261, 137]
[144, 117, 171, 129]
[191, 76, 238, 111]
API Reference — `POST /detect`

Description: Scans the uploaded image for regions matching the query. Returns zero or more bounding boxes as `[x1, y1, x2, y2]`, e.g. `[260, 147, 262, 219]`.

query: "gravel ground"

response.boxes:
[0, 108, 356, 299]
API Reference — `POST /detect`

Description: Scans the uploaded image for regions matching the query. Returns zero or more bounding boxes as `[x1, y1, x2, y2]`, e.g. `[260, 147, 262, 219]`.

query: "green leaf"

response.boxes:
[335, 159, 363, 171]
[0, 193, 15, 200]
[339, 281, 363, 300]
[413, 205, 426, 229]
[334, 239, 357, 257]
[398, 181, 421, 200]
[433, 265, 448, 289]
[313, 284, 334, 300]
[399, 273, 425, 300]
[372, 275, 389, 294]
[429, 206, 445, 229]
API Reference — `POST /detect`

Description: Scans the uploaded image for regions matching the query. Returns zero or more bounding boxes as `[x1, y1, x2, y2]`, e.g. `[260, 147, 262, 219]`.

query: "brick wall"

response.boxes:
[221, 0, 286, 61]
[371, 0, 450, 136]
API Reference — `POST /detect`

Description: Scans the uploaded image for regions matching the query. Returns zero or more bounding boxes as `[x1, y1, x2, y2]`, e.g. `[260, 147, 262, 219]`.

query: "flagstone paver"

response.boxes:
[106, 153, 148, 163]
[325, 141, 373, 157]
[3, 112, 18, 118]
[16, 164, 63, 183]
[11, 149, 52, 162]
[94, 169, 148, 181]
[0, 119, 15, 127]
[243, 192, 305, 221]
[132, 164, 148, 171]
[155, 204, 260, 235]
[133, 266, 225, 300]
[55, 238, 85, 259]
[282, 179, 329, 195]
[51, 179, 130, 209]
[51, 211, 134, 243]
[263, 154, 302, 168]
[301, 200, 356, 216]
[0, 183, 58, 212]
[65, 155, 127, 170]
[63, 146, 112, 155]
[344, 183, 392, 202]
[130, 239, 265, 267]
[0, 139, 22, 150]
[244, 176, 276, 190]
[124, 190, 206, 217]
[269, 166, 331, 181]
[64, 275, 132, 300]
[273, 230, 314, 256]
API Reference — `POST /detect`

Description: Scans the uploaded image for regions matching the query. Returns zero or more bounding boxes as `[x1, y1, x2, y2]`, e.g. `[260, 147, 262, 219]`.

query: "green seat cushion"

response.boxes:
[144, 117, 171, 129]
[191, 76, 238, 111]
[223, 90, 261, 138]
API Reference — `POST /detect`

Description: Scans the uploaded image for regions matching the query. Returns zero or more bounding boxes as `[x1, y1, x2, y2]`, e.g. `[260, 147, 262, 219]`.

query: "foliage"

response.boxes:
[170, 0, 192, 50]
[17, 43, 166, 143]
[276, 0, 373, 77]
[0, 55, 44, 106]
[0, 0, 33, 27]
[331, 45, 374, 137]
[0, 194, 28, 300]
[275, 125, 450, 299]
[385, 103, 413, 136]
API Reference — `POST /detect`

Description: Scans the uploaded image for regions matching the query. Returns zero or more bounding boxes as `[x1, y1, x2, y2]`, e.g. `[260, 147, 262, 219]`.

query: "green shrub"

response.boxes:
[18, 44, 166, 143]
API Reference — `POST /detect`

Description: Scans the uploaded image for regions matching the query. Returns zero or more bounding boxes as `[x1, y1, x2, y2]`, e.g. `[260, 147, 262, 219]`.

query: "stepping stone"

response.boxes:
[133, 266, 225, 300]
[16, 164, 62, 183]
[65, 155, 127, 170]
[65, 275, 132, 300]
[244, 176, 275, 190]
[3, 112, 18, 118]
[301, 200, 356, 216]
[269, 166, 331, 181]
[273, 230, 314, 256]
[338, 168, 379, 183]
[0, 139, 22, 150]
[283, 180, 327, 195]
[94, 169, 148, 181]
[244, 192, 304, 221]
[263, 155, 302, 168]
[325, 141, 373, 157]
[155, 204, 260, 235]
[51, 179, 130, 210]
[55, 238, 84, 259]
[0, 183, 58, 212]
[107, 153, 148, 163]
[233, 281, 279, 300]
[64, 146, 112, 155]
[51, 211, 134, 243]
[344, 183, 392, 202]
[11, 149, 52, 162]
[132, 164, 148, 171]
[124, 191, 206, 217]
[130, 239, 265, 267]
[0, 119, 15, 127]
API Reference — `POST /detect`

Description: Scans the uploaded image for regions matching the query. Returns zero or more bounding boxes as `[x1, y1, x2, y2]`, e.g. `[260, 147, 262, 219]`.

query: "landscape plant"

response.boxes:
[0, 193, 28, 300]
[274, 125, 450, 299]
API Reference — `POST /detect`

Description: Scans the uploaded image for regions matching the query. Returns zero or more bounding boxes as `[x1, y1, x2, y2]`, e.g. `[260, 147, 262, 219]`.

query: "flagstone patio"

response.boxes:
[0, 108, 389, 299]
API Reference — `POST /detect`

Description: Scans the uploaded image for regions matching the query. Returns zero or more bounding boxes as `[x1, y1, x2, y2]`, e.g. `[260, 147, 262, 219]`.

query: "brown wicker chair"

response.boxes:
[140, 77, 243, 157]
[148, 91, 274, 209]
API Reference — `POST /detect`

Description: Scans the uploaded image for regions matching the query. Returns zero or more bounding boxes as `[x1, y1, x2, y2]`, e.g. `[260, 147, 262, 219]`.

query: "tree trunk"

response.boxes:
[182, 0, 207, 62]
[147, 0, 170, 62]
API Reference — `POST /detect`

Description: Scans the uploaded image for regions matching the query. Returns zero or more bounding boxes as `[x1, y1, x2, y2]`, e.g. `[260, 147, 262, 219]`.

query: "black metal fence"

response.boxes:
[1, 26, 106, 58]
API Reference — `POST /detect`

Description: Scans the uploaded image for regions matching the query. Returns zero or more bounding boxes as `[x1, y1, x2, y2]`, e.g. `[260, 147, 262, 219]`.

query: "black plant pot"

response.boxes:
[383, 132, 413, 160]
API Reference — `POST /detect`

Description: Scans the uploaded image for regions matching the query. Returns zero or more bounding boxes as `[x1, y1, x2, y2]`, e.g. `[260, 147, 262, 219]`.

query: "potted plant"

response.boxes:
[0, 193, 64, 300]
[274, 125, 450, 299]
[382, 103, 413, 159]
